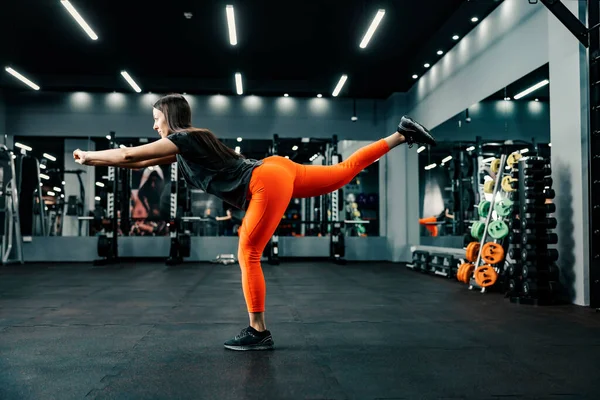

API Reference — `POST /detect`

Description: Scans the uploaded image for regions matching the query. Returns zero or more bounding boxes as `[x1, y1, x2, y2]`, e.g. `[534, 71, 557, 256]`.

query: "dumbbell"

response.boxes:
[508, 247, 521, 260]
[523, 203, 556, 214]
[522, 233, 559, 245]
[522, 264, 559, 280]
[522, 218, 557, 230]
[523, 177, 553, 188]
[522, 279, 558, 297]
[523, 166, 551, 176]
[522, 248, 559, 262]
[508, 278, 521, 293]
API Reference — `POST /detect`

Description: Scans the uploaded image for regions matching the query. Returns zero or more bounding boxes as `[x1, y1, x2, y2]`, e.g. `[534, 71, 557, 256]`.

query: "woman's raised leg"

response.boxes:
[293, 116, 435, 198]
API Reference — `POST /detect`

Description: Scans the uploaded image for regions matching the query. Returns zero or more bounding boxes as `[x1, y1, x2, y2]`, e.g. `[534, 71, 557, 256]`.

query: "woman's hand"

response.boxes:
[73, 149, 88, 165]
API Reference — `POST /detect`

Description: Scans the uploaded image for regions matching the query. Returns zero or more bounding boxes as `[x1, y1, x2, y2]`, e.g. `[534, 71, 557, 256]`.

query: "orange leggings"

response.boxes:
[238, 139, 390, 312]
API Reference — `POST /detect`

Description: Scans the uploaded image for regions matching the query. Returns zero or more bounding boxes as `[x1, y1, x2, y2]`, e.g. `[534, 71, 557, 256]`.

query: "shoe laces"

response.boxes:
[235, 327, 251, 340]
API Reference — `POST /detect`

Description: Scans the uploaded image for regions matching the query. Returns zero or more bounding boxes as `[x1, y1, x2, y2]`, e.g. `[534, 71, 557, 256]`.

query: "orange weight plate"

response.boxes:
[466, 242, 480, 262]
[481, 242, 505, 265]
[457, 263, 470, 282]
[464, 264, 475, 283]
[474, 265, 499, 287]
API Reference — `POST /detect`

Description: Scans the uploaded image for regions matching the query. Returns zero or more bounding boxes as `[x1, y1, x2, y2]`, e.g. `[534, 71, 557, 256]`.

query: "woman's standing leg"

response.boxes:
[224, 160, 295, 351]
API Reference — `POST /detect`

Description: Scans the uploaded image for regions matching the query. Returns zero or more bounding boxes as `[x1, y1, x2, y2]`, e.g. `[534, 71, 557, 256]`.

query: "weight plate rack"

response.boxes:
[507, 156, 560, 305]
[459, 152, 514, 292]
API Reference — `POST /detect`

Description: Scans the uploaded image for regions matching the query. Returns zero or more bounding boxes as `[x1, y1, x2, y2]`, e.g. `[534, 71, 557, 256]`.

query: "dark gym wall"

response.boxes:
[4, 91, 388, 141]
[432, 100, 550, 143]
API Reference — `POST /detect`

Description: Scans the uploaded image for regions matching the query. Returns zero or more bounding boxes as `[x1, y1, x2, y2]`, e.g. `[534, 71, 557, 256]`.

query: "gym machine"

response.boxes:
[95, 132, 122, 265]
[166, 161, 192, 266]
[0, 146, 24, 265]
[14, 153, 46, 237]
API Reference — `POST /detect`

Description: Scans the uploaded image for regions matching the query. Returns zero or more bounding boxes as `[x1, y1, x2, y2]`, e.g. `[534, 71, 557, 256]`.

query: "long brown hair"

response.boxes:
[153, 94, 243, 162]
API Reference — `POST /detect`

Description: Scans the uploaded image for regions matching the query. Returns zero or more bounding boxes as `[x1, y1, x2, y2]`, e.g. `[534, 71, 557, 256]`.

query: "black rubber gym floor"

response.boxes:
[1, 261, 599, 400]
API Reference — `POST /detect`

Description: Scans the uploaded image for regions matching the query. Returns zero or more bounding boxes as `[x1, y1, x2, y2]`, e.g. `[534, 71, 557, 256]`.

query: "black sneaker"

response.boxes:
[397, 116, 437, 147]
[224, 326, 274, 351]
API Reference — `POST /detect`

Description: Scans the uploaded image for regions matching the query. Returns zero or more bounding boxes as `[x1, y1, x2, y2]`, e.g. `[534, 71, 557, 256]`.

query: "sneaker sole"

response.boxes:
[401, 117, 436, 146]
[224, 343, 274, 351]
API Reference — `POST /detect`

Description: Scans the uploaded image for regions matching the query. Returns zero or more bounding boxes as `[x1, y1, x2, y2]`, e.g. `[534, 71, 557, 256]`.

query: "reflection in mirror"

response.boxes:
[419, 63, 550, 248]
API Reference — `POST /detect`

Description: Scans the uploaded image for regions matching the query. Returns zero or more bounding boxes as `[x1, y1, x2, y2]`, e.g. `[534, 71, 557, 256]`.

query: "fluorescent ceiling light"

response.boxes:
[317, 94, 323, 98]
[237, 137, 243, 142]
[535, 98, 539, 102]
[548, 143, 552, 147]
[424, 163, 437, 170]
[15, 142, 32, 151]
[121, 71, 141, 93]
[60, 1, 98, 40]
[292, 145, 298, 151]
[284, 93, 289, 97]
[437, 50, 443, 55]
[47, 191, 56, 196]
[119, 144, 127, 149]
[442, 155, 453, 163]
[417, 146, 426, 153]
[40, 164, 47, 169]
[5, 67, 40, 90]
[471, 17, 479, 22]
[466, 146, 475, 151]
[520, 148, 530, 154]
[514, 79, 550, 100]
[424, 63, 430, 68]
[332, 74, 348, 97]
[96, 182, 105, 187]
[225, 5, 237, 46]
[40, 173, 50, 180]
[412, 74, 418, 79]
[235, 73, 243, 95]
[95, 196, 101, 201]
[285, 156, 289, 159]
[43, 153, 56, 161]
[234, 146, 241, 154]
[53, 187, 62, 192]
[452, 35, 460, 40]
[359, 9, 385, 49]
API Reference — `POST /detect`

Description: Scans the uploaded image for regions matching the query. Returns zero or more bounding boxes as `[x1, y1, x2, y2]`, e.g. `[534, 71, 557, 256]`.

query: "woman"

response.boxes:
[73, 93, 436, 351]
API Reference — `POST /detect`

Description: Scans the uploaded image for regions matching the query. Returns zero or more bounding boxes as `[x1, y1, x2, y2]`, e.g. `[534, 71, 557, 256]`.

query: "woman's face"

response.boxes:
[153, 108, 169, 139]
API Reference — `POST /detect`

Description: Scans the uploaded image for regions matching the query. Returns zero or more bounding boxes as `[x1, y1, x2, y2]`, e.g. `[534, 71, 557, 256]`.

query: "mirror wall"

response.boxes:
[418, 63, 551, 247]
[10, 135, 381, 239]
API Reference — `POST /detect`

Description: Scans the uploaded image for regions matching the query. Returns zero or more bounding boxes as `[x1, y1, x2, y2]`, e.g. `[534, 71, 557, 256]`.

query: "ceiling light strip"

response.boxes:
[5, 67, 40, 90]
[332, 74, 348, 97]
[226, 5, 237, 46]
[235, 73, 243, 95]
[121, 71, 142, 93]
[60, 0, 98, 40]
[514, 79, 550, 100]
[359, 9, 385, 49]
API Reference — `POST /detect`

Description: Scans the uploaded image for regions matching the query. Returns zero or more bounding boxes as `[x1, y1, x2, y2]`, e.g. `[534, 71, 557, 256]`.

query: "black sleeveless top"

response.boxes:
[167, 132, 263, 210]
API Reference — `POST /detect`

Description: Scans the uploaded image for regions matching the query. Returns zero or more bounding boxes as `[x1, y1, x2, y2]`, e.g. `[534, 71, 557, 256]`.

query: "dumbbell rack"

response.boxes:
[507, 156, 560, 305]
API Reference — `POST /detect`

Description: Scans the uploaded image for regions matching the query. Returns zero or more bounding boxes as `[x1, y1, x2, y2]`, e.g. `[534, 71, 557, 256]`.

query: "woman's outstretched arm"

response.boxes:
[90, 155, 177, 169]
[73, 138, 179, 167]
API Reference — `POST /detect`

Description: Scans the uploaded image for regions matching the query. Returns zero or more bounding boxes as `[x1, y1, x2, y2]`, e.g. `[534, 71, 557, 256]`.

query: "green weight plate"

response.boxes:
[471, 221, 485, 240]
[478, 200, 491, 218]
[488, 220, 509, 239]
[494, 198, 514, 217]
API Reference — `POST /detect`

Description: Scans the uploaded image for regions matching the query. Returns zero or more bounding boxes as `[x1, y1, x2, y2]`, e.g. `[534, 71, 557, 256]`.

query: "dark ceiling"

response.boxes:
[1, 0, 503, 98]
